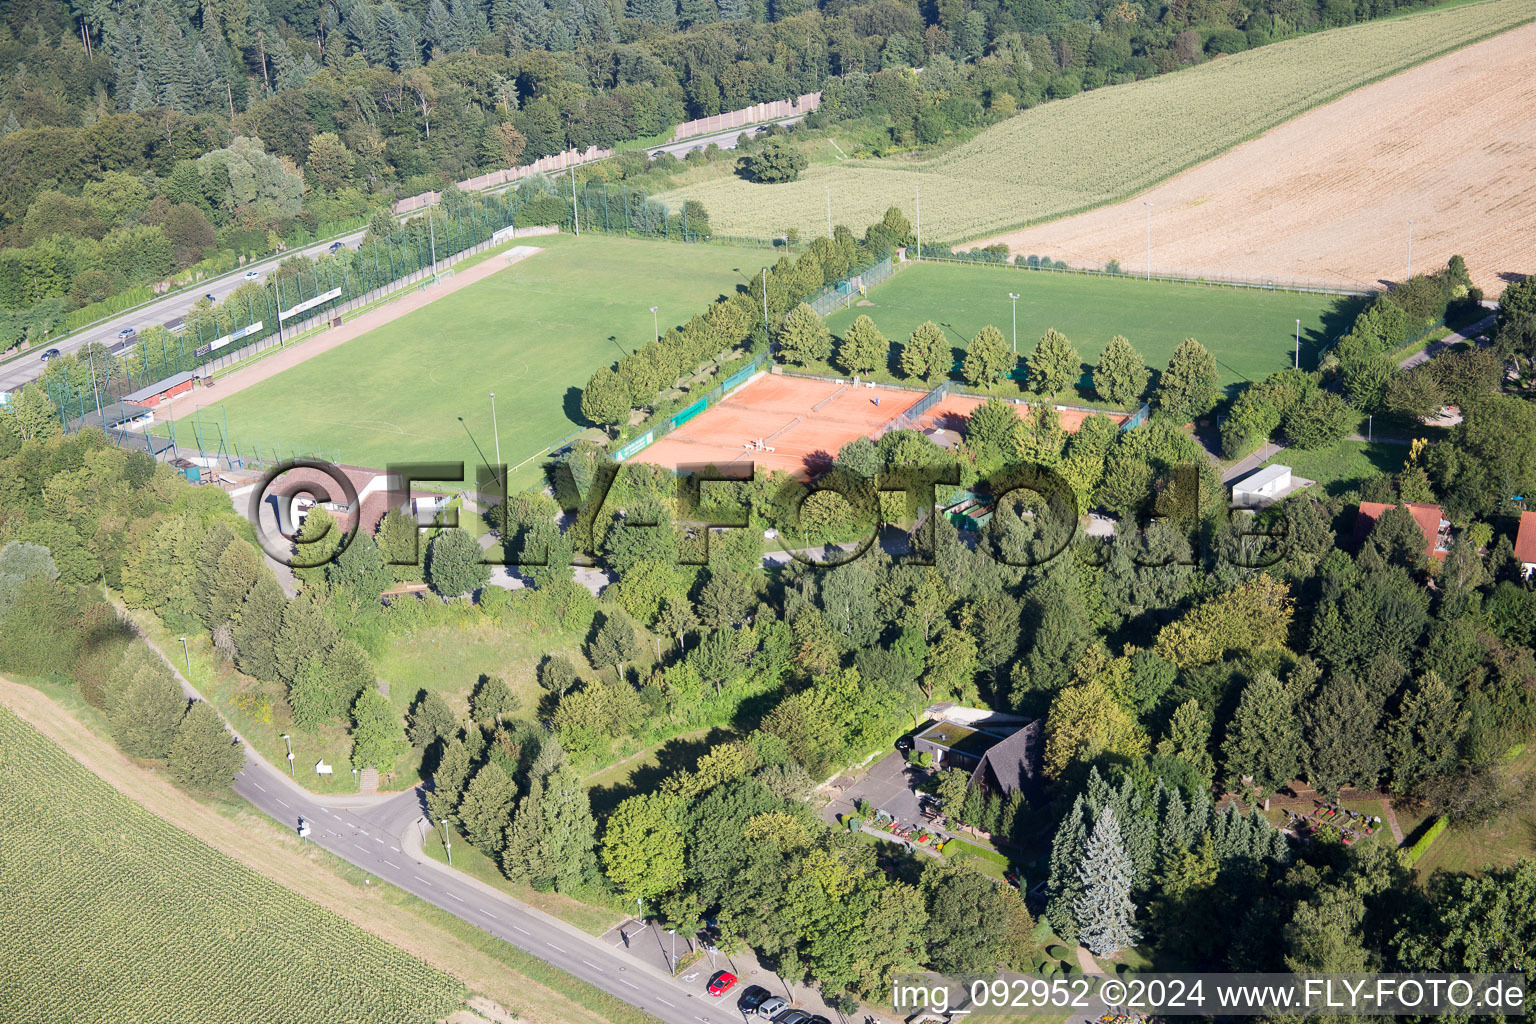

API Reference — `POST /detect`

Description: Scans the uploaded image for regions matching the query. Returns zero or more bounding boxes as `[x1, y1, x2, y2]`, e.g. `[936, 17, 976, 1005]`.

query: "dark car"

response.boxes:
[39, 347, 61, 361]
[807, 1016, 833, 1024]
[328, 241, 344, 254]
[772, 1011, 812, 1024]
[737, 984, 771, 1012]
[204, 293, 217, 302]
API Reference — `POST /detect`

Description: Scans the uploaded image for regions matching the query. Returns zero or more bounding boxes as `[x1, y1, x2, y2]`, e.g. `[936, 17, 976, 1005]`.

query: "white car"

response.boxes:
[756, 997, 788, 1019]
[244, 270, 261, 281]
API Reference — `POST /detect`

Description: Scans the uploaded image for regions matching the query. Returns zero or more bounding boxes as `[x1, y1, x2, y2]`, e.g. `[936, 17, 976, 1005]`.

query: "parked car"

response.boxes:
[203, 293, 216, 302]
[756, 996, 789, 1018]
[39, 348, 61, 361]
[327, 241, 344, 254]
[116, 327, 136, 340]
[737, 985, 771, 1012]
[706, 970, 736, 996]
[243, 269, 261, 281]
[772, 1011, 812, 1024]
[807, 1016, 833, 1024]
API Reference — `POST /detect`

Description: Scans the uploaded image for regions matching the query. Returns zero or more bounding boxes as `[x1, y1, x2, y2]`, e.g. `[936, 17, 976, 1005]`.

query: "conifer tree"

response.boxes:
[963, 325, 1013, 390]
[168, 700, 245, 790]
[1046, 794, 1089, 939]
[471, 674, 520, 723]
[1076, 806, 1140, 956]
[406, 690, 457, 747]
[838, 314, 890, 376]
[901, 320, 951, 382]
[1094, 334, 1150, 406]
[777, 303, 832, 366]
[457, 760, 517, 854]
[1026, 327, 1080, 398]
[426, 735, 474, 823]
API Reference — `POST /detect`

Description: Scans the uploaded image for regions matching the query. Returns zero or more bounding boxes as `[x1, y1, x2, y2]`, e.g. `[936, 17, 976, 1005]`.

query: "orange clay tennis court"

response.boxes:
[634, 372, 1130, 479]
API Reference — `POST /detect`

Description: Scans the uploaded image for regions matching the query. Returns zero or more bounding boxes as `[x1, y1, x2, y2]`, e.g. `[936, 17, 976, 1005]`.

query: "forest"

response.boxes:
[3, 245, 1534, 1007]
[0, 0, 1450, 345]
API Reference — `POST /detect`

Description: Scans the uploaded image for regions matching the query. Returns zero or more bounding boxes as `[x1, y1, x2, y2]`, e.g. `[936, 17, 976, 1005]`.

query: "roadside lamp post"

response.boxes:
[441, 819, 452, 866]
[1295, 320, 1301, 369]
[650, 305, 659, 343]
[177, 636, 192, 682]
[352, 767, 359, 791]
[1008, 293, 1019, 355]
[668, 928, 677, 972]
[1143, 202, 1154, 280]
[489, 392, 501, 470]
[281, 733, 294, 776]
[824, 186, 832, 238]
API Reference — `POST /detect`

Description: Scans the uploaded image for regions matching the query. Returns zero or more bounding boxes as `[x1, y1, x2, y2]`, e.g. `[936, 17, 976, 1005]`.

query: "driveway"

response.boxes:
[821, 750, 929, 827]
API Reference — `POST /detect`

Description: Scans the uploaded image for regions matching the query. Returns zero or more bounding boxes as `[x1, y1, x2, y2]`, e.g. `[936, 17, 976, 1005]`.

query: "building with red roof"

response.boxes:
[1354, 501, 1450, 561]
[1515, 510, 1536, 579]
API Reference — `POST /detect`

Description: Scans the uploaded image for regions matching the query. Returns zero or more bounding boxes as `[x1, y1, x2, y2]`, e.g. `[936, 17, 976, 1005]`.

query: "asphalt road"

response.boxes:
[645, 116, 804, 160]
[1, 113, 804, 399]
[134, 626, 762, 1024]
[0, 229, 370, 396]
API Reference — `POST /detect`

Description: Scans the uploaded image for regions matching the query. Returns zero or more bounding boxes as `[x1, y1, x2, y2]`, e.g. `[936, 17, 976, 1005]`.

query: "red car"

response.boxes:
[707, 970, 737, 996]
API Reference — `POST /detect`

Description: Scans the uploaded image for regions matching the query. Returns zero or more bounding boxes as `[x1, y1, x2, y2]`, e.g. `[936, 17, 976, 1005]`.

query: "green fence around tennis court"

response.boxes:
[611, 351, 771, 463]
[806, 256, 895, 318]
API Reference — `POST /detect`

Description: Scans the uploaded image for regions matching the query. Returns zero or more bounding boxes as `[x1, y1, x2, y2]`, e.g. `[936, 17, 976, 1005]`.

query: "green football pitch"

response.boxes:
[173, 235, 776, 492]
[826, 262, 1366, 397]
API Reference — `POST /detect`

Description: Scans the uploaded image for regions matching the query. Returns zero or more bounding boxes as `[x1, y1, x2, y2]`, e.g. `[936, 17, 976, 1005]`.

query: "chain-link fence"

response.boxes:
[806, 256, 895, 317]
[914, 250, 1371, 297]
[611, 351, 771, 463]
[45, 190, 549, 435]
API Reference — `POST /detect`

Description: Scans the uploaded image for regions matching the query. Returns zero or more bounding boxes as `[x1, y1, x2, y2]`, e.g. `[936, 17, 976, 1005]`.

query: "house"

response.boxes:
[911, 704, 1042, 799]
[1515, 510, 1536, 579]
[970, 719, 1044, 802]
[122, 370, 200, 409]
[1355, 501, 1450, 561]
[1232, 464, 1299, 508]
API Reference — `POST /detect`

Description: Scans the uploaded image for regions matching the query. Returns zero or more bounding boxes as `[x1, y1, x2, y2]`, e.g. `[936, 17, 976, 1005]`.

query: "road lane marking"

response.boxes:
[374, 838, 384, 844]
[353, 844, 368, 853]
[383, 860, 399, 869]
[657, 997, 675, 1007]
[413, 875, 432, 886]
[358, 829, 369, 836]
[546, 942, 567, 953]
[276, 799, 290, 808]
[479, 909, 498, 920]
[448, 892, 464, 902]
[620, 979, 640, 990]
[582, 960, 602, 970]
[512, 925, 531, 935]
[391, 846, 402, 853]
[252, 782, 265, 792]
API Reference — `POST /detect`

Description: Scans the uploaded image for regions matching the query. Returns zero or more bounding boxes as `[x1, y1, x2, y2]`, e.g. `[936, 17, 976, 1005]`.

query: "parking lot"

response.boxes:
[821, 750, 930, 828]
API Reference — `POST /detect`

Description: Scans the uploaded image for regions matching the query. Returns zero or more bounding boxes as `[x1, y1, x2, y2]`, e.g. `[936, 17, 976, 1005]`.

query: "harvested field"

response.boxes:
[663, 0, 1536, 250]
[976, 20, 1536, 294]
[631, 371, 1120, 479]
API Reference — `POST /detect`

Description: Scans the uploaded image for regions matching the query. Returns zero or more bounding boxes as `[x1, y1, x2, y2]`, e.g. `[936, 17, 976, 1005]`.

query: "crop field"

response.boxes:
[160, 235, 775, 492]
[982, 19, 1536, 294]
[661, 0, 1536, 246]
[824, 261, 1359, 393]
[0, 705, 464, 1024]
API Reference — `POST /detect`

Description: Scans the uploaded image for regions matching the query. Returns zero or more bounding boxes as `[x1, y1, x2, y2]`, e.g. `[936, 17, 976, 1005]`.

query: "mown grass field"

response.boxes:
[174, 234, 775, 492]
[825, 262, 1359, 397]
[1261, 439, 1411, 494]
[662, 0, 1535, 243]
[0, 705, 465, 1024]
